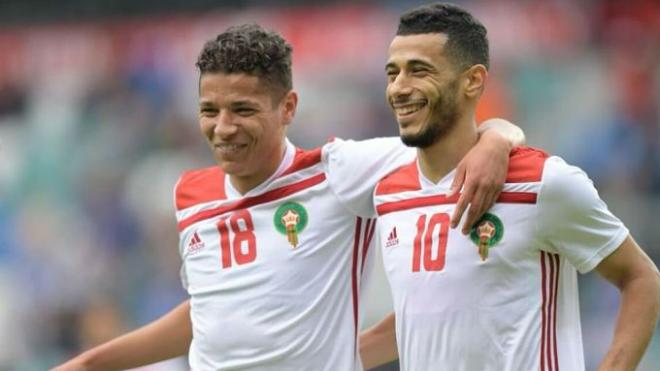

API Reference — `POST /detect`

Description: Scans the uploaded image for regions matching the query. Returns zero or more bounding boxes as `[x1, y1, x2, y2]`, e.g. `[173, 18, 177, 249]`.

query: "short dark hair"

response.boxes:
[397, 2, 489, 71]
[196, 24, 293, 98]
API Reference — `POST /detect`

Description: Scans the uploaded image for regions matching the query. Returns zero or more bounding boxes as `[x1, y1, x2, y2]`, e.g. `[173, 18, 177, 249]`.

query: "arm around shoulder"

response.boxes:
[323, 137, 413, 217]
[478, 118, 525, 148]
[448, 118, 524, 233]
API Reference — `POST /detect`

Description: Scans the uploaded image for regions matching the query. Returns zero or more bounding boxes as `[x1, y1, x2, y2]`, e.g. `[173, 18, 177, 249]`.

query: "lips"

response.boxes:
[214, 143, 247, 155]
[392, 100, 428, 121]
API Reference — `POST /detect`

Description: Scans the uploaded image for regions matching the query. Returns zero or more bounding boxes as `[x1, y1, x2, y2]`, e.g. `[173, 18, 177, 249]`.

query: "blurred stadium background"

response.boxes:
[0, 0, 658, 370]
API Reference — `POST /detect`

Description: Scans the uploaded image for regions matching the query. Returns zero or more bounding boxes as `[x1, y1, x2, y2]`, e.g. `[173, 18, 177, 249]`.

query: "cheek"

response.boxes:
[419, 81, 442, 101]
[385, 84, 394, 103]
[240, 118, 265, 141]
[199, 118, 214, 136]
[252, 117, 283, 148]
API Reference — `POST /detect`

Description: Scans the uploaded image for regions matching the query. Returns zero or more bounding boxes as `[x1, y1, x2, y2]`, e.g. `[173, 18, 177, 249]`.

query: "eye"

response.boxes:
[411, 68, 429, 77]
[200, 107, 218, 117]
[235, 107, 256, 117]
[386, 70, 399, 82]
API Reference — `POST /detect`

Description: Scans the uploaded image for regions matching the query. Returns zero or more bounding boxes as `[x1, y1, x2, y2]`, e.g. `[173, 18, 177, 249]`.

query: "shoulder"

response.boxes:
[505, 147, 592, 203]
[280, 146, 324, 177]
[321, 137, 406, 162]
[375, 160, 420, 196]
[538, 156, 595, 202]
[320, 137, 350, 163]
[175, 166, 226, 211]
[506, 146, 550, 183]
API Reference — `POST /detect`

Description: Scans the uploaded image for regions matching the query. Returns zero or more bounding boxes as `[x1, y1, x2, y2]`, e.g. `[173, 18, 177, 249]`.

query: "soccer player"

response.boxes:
[361, 3, 660, 371]
[52, 24, 524, 370]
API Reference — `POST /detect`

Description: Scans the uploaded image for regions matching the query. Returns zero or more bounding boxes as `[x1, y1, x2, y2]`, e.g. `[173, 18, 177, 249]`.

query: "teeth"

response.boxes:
[395, 103, 425, 116]
[216, 144, 244, 152]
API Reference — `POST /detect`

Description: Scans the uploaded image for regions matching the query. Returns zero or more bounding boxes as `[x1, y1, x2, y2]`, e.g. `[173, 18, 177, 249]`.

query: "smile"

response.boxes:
[214, 143, 247, 154]
[393, 101, 427, 118]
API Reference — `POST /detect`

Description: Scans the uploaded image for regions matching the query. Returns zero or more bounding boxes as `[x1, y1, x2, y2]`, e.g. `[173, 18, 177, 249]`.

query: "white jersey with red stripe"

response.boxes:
[174, 137, 413, 370]
[373, 147, 629, 371]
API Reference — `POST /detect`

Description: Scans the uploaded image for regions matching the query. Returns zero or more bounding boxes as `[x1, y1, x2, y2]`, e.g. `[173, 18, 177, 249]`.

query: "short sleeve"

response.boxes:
[323, 137, 415, 217]
[536, 157, 629, 274]
[173, 175, 190, 291]
[180, 262, 189, 291]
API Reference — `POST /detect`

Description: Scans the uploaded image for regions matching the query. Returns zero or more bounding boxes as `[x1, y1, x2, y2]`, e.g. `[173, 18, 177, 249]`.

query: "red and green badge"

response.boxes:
[470, 213, 504, 261]
[274, 201, 308, 248]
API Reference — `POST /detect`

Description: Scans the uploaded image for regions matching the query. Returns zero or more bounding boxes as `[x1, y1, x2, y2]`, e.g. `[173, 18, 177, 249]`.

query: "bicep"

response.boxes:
[595, 235, 658, 289]
[324, 138, 413, 217]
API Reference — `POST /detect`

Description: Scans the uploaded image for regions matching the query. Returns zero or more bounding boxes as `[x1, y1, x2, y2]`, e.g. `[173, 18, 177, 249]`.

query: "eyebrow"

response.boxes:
[198, 99, 259, 108]
[385, 59, 435, 70]
[408, 59, 434, 69]
[231, 100, 259, 108]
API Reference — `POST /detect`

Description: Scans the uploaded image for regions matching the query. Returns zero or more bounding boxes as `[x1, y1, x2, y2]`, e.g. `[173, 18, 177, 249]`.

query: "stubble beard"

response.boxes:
[400, 81, 460, 148]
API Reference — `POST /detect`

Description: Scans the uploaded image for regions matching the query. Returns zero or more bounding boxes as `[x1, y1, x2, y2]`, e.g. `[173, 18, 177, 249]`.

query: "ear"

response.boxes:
[463, 64, 488, 99]
[281, 90, 298, 126]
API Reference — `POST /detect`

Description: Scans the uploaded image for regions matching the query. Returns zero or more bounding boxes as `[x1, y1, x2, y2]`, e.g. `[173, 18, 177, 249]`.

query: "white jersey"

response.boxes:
[373, 147, 629, 371]
[174, 137, 413, 370]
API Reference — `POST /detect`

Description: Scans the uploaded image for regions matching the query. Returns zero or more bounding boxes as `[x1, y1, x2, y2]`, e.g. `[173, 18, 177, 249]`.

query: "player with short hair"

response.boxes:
[52, 23, 524, 370]
[360, 3, 660, 371]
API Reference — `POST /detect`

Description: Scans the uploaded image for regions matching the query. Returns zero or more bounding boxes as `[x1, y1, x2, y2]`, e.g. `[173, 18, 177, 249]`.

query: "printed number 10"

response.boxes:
[412, 213, 450, 272]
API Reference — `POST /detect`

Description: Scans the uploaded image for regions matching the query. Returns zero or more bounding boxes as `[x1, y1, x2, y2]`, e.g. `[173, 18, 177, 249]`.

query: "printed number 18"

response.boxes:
[217, 210, 257, 268]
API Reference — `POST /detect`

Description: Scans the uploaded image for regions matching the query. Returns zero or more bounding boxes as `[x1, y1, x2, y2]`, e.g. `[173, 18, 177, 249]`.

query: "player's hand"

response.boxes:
[449, 129, 512, 234]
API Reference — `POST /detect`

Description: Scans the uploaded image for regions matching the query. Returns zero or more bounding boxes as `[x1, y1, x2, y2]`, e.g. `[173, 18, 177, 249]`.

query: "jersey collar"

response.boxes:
[224, 138, 296, 199]
[417, 158, 457, 192]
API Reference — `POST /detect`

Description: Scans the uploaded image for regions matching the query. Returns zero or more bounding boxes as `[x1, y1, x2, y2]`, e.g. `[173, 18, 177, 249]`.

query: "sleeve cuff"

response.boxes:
[575, 227, 629, 274]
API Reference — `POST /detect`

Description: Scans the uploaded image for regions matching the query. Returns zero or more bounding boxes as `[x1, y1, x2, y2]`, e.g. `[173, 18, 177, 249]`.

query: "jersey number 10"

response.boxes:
[217, 210, 257, 268]
[412, 213, 450, 272]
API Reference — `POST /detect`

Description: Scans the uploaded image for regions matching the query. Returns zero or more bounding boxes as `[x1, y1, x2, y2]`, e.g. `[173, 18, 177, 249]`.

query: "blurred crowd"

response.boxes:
[0, 0, 658, 370]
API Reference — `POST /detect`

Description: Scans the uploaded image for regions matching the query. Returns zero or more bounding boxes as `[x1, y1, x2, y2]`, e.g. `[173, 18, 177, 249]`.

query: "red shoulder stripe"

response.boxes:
[376, 191, 536, 216]
[507, 146, 549, 183]
[375, 161, 420, 196]
[177, 173, 326, 232]
[175, 167, 226, 210]
[279, 147, 323, 177]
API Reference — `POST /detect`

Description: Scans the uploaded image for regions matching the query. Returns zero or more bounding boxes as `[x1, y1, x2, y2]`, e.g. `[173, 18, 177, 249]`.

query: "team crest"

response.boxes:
[469, 213, 504, 261]
[274, 201, 308, 248]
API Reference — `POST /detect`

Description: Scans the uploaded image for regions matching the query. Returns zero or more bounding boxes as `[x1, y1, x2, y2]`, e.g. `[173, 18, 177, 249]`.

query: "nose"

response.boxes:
[388, 73, 413, 101]
[213, 110, 238, 137]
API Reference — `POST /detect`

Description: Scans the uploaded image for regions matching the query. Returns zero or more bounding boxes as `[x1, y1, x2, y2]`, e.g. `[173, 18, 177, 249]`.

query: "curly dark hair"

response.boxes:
[196, 24, 293, 99]
[397, 2, 489, 71]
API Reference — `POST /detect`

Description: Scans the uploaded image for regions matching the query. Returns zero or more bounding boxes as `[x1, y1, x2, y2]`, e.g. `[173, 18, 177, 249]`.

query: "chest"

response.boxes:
[378, 203, 540, 292]
[179, 184, 357, 291]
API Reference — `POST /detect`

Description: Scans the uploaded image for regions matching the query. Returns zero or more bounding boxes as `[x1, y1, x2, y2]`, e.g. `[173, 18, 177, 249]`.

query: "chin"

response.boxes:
[215, 160, 240, 175]
[399, 126, 422, 139]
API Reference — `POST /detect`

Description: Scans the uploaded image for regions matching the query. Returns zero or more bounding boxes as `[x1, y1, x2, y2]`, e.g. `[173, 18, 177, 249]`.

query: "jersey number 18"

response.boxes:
[217, 210, 257, 268]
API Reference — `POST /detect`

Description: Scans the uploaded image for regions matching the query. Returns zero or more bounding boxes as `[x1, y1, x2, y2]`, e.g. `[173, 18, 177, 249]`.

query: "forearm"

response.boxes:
[72, 300, 192, 370]
[359, 313, 398, 370]
[598, 274, 660, 371]
[479, 118, 525, 147]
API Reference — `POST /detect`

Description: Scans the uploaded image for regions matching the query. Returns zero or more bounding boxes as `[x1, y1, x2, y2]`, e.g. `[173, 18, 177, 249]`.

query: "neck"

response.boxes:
[417, 113, 478, 183]
[230, 140, 287, 195]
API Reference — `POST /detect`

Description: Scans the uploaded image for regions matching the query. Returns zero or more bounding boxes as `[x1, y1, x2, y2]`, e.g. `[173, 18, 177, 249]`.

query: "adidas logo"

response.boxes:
[385, 227, 399, 248]
[187, 231, 205, 254]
